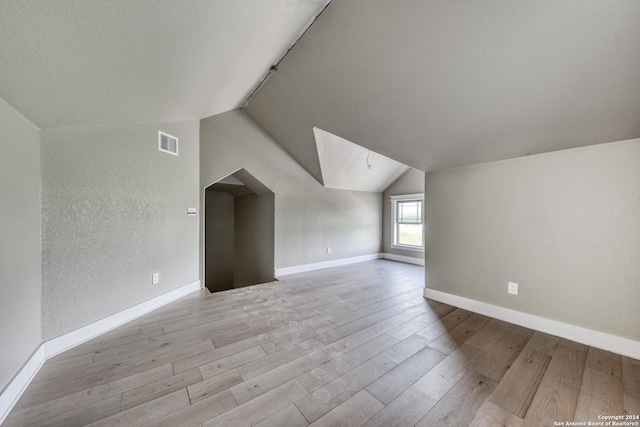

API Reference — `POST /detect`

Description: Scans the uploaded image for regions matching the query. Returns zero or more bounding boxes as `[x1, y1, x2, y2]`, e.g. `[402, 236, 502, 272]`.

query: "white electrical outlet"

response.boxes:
[327, 247, 332, 254]
[508, 282, 518, 295]
[152, 273, 159, 285]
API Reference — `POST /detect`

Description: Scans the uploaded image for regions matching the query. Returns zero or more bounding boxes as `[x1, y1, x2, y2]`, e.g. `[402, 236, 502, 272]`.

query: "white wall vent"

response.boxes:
[158, 131, 178, 156]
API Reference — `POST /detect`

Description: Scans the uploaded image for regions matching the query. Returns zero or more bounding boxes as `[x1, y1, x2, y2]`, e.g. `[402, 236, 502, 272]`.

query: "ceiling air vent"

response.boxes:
[158, 131, 178, 156]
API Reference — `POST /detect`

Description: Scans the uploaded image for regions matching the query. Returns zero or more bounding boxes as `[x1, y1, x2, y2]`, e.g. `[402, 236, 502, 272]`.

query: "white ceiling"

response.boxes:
[245, 0, 640, 176]
[314, 127, 409, 192]
[0, 0, 329, 129]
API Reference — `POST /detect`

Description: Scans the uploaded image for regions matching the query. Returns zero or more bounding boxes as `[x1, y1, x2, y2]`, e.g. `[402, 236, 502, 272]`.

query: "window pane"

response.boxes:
[397, 223, 422, 246]
[397, 200, 422, 224]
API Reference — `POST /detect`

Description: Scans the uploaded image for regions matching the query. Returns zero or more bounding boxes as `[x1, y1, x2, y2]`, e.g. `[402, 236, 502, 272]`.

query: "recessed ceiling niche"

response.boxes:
[313, 127, 410, 193]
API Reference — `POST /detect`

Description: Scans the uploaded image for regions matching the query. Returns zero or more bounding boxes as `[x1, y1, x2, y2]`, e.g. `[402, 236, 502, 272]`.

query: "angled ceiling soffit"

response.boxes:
[313, 127, 410, 193]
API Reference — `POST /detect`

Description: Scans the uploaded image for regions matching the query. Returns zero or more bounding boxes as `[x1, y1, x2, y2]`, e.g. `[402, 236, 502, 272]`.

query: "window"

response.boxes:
[390, 194, 424, 251]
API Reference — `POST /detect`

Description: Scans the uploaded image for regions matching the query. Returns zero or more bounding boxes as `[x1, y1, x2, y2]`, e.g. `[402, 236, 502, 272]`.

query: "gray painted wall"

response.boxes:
[41, 121, 199, 340]
[382, 168, 425, 260]
[200, 110, 381, 272]
[425, 138, 640, 341]
[234, 192, 275, 287]
[204, 190, 235, 292]
[0, 98, 42, 392]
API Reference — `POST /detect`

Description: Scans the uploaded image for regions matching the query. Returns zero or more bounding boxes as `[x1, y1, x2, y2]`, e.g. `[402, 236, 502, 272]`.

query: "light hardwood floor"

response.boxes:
[5, 260, 639, 426]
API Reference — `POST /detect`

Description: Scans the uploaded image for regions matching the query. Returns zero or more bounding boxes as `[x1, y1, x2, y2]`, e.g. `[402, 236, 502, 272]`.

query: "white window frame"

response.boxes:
[390, 193, 424, 252]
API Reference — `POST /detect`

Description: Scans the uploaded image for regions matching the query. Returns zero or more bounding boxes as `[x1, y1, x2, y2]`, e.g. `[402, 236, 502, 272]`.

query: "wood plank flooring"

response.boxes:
[5, 260, 638, 426]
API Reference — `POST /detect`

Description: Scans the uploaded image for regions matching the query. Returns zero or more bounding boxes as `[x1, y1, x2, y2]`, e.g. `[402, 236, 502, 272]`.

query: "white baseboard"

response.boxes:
[0, 280, 201, 424]
[44, 280, 201, 358]
[0, 346, 45, 426]
[424, 287, 640, 360]
[381, 253, 425, 266]
[275, 254, 382, 277]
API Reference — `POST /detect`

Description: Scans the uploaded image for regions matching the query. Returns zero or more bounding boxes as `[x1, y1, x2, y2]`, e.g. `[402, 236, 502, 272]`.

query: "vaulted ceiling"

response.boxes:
[314, 127, 410, 192]
[2, 0, 639, 177]
[244, 0, 640, 176]
[0, 0, 329, 129]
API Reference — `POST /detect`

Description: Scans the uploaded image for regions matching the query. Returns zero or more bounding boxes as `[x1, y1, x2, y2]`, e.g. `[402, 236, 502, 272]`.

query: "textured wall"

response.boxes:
[382, 168, 425, 260]
[425, 138, 640, 341]
[0, 98, 42, 391]
[200, 110, 381, 272]
[41, 121, 199, 340]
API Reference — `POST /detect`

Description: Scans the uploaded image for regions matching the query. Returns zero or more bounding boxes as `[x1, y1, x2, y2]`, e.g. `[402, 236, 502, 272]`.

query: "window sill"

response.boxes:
[390, 244, 424, 253]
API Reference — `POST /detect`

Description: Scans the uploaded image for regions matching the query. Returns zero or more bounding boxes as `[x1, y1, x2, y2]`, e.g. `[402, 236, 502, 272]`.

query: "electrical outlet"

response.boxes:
[152, 273, 159, 285]
[327, 247, 332, 254]
[508, 282, 518, 295]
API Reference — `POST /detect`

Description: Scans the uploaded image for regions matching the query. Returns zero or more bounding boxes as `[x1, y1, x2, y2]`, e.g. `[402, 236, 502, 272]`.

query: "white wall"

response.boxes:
[382, 168, 425, 260]
[425, 138, 640, 341]
[200, 110, 382, 272]
[0, 98, 42, 392]
[40, 121, 200, 340]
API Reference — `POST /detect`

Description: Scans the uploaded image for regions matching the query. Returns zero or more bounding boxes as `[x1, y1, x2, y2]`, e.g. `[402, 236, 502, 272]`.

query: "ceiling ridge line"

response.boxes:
[240, 0, 334, 110]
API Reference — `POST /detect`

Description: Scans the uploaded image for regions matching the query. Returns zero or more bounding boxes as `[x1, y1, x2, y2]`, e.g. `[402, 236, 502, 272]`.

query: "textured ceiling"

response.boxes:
[0, 0, 329, 129]
[314, 127, 409, 192]
[245, 0, 640, 174]
[3, 1, 640, 177]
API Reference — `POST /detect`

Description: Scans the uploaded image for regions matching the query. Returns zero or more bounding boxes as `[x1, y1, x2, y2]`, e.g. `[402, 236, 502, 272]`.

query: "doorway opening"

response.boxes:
[204, 169, 275, 293]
